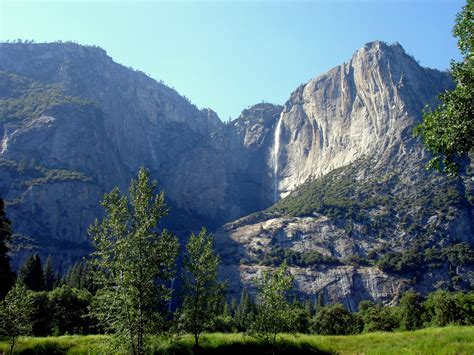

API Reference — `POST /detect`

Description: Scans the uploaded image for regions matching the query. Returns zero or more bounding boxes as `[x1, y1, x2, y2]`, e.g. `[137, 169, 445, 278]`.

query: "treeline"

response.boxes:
[1, 255, 473, 337]
[1, 169, 473, 354]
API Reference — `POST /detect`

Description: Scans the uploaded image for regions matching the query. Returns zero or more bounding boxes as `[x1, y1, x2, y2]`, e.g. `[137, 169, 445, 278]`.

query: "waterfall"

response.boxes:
[273, 113, 284, 202]
[168, 277, 175, 312]
[1, 133, 9, 155]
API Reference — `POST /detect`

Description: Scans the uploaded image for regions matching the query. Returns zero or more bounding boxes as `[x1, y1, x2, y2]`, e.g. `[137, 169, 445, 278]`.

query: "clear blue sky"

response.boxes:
[0, 0, 465, 121]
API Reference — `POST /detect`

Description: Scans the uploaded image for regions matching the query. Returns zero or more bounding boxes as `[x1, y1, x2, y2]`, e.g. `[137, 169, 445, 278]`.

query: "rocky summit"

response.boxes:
[0, 41, 472, 306]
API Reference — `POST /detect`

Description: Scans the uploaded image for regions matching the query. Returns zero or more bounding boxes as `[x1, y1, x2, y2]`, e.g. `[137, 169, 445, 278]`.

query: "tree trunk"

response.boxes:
[10, 336, 15, 355]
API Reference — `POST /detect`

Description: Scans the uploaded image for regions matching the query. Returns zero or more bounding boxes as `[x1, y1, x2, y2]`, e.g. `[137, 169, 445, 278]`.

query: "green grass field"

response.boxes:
[1, 326, 472, 354]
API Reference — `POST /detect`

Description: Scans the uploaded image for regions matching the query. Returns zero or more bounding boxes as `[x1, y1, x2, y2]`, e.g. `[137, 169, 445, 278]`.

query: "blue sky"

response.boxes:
[0, 0, 465, 120]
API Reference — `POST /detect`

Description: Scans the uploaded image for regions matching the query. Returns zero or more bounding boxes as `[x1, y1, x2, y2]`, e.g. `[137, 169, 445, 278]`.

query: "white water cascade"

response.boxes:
[1, 132, 9, 155]
[273, 113, 284, 202]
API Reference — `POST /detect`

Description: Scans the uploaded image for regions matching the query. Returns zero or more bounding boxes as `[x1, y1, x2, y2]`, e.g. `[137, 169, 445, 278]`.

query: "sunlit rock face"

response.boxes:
[215, 42, 473, 307]
[2, 41, 472, 306]
[272, 41, 451, 199]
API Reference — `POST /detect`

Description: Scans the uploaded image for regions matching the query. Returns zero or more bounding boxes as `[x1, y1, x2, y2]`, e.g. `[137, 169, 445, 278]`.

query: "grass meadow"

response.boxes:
[0, 326, 472, 354]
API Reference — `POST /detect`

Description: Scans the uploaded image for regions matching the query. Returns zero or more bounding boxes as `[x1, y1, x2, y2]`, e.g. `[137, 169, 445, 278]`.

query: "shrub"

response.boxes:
[311, 304, 363, 335]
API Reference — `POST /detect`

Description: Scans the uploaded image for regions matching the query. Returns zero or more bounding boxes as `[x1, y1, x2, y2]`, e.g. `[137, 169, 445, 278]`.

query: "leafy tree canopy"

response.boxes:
[414, 0, 474, 176]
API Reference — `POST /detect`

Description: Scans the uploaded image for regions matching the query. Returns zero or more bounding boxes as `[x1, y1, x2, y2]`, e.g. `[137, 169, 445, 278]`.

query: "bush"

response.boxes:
[399, 291, 424, 330]
[358, 304, 399, 332]
[48, 286, 92, 335]
[424, 290, 474, 327]
[311, 304, 363, 335]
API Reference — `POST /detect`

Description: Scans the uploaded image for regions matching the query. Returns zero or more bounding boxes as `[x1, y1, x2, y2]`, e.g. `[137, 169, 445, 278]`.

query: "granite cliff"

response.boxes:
[0, 41, 472, 305]
[216, 42, 473, 308]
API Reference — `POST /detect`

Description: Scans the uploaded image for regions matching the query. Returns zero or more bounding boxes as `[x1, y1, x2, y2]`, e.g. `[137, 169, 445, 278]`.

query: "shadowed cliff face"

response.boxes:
[1, 41, 472, 304]
[0, 42, 281, 265]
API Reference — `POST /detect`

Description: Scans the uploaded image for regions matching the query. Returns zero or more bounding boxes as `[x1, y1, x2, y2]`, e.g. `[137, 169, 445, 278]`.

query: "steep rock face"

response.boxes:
[0, 43, 228, 222]
[224, 103, 283, 219]
[1, 40, 472, 305]
[216, 42, 473, 307]
[0, 43, 280, 262]
[273, 42, 452, 198]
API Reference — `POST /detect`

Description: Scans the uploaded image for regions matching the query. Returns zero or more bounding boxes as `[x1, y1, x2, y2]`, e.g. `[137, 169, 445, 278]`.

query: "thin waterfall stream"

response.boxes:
[273, 113, 284, 203]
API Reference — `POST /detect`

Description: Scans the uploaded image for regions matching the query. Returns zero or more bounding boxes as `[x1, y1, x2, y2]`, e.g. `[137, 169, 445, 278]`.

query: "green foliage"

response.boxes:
[358, 303, 400, 332]
[0, 198, 15, 300]
[27, 291, 52, 337]
[0, 71, 92, 121]
[424, 290, 474, 327]
[376, 242, 474, 276]
[179, 228, 224, 346]
[48, 286, 92, 336]
[258, 247, 340, 267]
[62, 261, 94, 292]
[311, 304, 363, 335]
[234, 289, 255, 332]
[399, 291, 424, 330]
[413, 0, 474, 176]
[24, 168, 92, 186]
[0, 158, 92, 187]
[18, 254, 44, 291]
[42, 255, 56, 292]
[0, 282, 34, 354]
[250, 263, 296, 346]
[2, 328, 474, 355]
[89, 167, 179, 354]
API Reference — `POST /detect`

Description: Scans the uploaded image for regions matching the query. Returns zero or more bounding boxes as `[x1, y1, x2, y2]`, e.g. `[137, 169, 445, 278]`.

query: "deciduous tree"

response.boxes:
[414, 0, 473, 176]
[89, 167, 179, 354]
[250, 262, 295, 346]
[180, 228, 223, 347]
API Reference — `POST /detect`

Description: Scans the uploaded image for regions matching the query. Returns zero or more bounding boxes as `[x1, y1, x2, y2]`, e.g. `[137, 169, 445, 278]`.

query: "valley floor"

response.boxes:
[1, 326, 472, 354]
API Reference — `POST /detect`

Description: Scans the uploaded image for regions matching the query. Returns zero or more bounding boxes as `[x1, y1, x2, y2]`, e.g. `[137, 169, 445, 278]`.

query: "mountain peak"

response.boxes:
[352, 40, 410, 65]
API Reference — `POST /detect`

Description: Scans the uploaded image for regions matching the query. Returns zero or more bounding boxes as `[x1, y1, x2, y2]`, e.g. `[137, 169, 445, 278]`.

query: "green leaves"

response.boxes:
[0, 282, 34, 353]
[414, 0, 474, 177]
[180, 228, 224, 346]
[250, 262, 295, 345]
[88, 167, 179, 354]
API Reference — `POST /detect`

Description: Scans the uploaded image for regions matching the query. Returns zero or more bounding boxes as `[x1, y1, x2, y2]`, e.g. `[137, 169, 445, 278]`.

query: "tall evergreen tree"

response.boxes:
[43, 255, 56, 291]
[18, 254, 44, 291]
[0, 198, 15, 299]
[235, 288, 254, 331]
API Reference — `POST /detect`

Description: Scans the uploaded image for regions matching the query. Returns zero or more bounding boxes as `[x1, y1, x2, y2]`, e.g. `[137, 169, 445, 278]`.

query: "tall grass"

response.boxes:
[1, 326, 472, 354]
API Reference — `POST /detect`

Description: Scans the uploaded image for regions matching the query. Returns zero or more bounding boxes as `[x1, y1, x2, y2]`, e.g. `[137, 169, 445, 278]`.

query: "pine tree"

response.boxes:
[43, 255, 56, 291]
[235, 288, 254, 331]
[18, 254, 44, 291]
[0, 198, 15, 299]
[399, 291, 424, 330]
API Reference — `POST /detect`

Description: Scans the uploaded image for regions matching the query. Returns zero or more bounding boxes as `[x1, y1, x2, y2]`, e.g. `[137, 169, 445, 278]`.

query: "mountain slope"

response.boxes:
[215, 42, 473, 308]
[0, 42, 279, 266]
